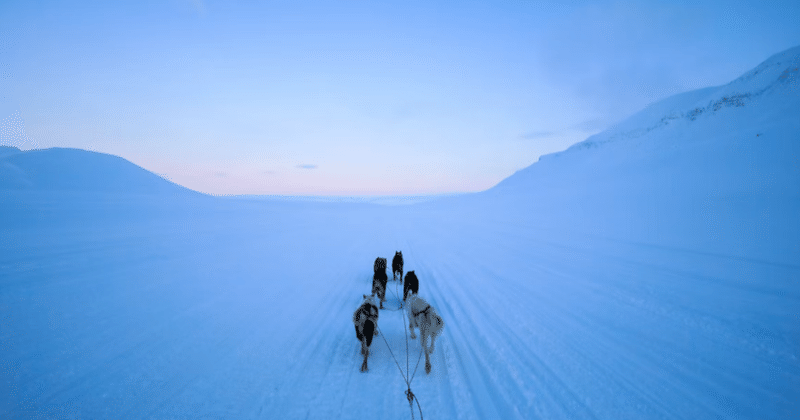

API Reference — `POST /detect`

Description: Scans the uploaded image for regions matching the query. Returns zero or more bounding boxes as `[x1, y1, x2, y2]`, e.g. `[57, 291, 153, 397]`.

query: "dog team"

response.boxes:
[353, 251, 445, 373]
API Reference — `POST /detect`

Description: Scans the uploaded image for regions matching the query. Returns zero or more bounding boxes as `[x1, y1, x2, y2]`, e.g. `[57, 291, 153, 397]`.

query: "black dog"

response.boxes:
[374, 257, 387, 273]
[353, 295, 379, 372]
[372, 257, 388, 309]
[392, 251, 404, 282]
[403, 270, 419, 302]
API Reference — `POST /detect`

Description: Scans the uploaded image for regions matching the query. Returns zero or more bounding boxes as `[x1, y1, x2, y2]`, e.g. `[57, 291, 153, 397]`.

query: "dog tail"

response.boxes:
[432, 314, 444, 335]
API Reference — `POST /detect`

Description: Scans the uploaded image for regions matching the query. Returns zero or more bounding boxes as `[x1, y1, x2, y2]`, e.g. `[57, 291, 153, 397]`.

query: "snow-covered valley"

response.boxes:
[1, 47, 799, 419]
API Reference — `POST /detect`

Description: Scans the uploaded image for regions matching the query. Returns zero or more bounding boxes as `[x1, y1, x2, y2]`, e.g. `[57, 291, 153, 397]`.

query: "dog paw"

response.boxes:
[425, 361, 431, 374]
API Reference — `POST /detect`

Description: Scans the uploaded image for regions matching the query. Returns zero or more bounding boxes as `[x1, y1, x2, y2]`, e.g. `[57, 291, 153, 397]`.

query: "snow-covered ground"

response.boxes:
[1, 47, 799, 419]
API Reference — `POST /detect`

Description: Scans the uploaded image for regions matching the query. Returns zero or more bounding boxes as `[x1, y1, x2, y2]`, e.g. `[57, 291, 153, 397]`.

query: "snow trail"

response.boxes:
[2, 191, 798, 419]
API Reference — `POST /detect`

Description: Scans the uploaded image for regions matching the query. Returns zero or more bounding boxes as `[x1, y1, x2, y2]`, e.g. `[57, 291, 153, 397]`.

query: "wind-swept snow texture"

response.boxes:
[2, 47, 799, 419]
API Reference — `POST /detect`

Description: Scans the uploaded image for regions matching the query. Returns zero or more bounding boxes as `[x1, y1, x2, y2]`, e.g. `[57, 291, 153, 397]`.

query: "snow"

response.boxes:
[1, 46, 799, 419]
[0, 147, 200, 196]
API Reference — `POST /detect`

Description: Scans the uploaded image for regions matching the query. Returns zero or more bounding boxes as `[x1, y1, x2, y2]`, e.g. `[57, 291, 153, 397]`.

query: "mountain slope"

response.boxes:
[493, 45, 799, 194]
[0, 147, 201, 196]
[478, 46, 800, 266]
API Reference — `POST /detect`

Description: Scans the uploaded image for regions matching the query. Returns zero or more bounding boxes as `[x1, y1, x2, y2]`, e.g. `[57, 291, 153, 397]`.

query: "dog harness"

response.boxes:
[412, 305, 431, 318]
[356, 303, 378, 322]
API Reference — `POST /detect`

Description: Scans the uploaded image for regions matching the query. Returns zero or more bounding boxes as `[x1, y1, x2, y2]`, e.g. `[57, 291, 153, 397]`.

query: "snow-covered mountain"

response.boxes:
[1, 47, 798, 420]
[494, 46, 799, 192]
[476, 45, 800, 266]
[0, 146, 201, 196]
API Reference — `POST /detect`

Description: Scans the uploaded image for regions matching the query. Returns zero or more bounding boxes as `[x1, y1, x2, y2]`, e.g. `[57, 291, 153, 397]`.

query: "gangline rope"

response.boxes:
[375, 279, 425, 420]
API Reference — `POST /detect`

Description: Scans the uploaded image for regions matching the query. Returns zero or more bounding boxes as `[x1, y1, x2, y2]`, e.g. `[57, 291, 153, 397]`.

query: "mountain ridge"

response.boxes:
[0, 147, 203, 196]
[2, 47, 797, 201]
[490, 45, 800, 194]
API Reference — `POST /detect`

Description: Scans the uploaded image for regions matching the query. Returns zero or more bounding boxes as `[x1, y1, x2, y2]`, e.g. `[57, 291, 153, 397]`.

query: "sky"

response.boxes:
[1, 0, 799, 196]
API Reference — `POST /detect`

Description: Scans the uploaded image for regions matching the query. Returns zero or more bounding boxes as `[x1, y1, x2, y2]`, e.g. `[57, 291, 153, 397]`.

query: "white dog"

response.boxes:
[405, 293, 444, 374]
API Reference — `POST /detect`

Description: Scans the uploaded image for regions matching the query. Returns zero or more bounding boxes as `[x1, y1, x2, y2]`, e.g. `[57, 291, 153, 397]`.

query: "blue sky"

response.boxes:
[1, 0, 799, 195]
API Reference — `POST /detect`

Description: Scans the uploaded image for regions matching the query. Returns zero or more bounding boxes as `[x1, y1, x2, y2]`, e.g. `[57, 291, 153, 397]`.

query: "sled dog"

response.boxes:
[372, 257, 388, 309]
[405, 294, 444, 374]
[373, 257, 387, 273]
[353, 294, 380, 372]
[403, 270, 419, 302]
[392, 251, 404, 282]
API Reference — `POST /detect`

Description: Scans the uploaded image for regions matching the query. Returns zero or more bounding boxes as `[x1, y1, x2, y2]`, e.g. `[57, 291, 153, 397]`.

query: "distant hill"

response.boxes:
[0, 147, 203, 196]
[0, 145, 22, 158]
[472, 45, 799, 265]
[490, 45, 800, 196]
